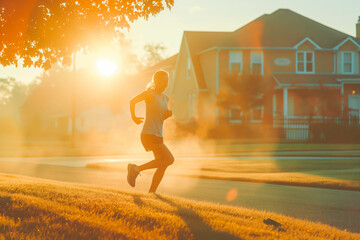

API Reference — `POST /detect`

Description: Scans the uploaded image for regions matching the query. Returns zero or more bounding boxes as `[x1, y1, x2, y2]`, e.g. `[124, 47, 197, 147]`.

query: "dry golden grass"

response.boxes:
[0, 174, 358, 240]
[207, 143, 360, 154]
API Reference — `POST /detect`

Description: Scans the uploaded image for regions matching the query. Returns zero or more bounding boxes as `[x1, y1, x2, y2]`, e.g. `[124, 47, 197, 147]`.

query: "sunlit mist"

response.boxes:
[96, 59, 119, 77]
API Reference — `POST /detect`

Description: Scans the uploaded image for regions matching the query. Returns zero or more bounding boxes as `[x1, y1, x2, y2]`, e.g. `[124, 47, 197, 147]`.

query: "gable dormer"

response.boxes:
[334, 37, 360, 74]
[294, 38, 319, 74]
[294, 37, 321, 51]
[334, 37, 360, 51]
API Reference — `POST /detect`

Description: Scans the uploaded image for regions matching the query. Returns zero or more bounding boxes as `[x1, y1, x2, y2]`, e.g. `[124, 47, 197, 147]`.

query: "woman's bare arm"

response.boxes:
[130, 91, 149, 124]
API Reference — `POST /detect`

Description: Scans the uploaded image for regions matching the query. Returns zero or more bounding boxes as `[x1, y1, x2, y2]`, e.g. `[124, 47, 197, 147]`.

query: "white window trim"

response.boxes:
[296, 51, 315, 74]
[341, 51, 354, 74]
[250, 51, 264, 75]
[293, 37, 321, 49]
[229, 106, 243, 123]
[229, 51, 243, 75]
[186, 57, 191, 80]
[250, 106, 264, 123]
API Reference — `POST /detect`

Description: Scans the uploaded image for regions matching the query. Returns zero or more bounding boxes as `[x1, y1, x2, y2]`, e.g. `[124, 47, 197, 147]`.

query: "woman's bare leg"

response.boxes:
[149, 166, 167, 193]
[146, 143, 174, 193]
[138, 160, 158, 171]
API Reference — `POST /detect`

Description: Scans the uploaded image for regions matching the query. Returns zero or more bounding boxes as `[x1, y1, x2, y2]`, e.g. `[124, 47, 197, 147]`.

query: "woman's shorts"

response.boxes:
[141, 134, 163, 152]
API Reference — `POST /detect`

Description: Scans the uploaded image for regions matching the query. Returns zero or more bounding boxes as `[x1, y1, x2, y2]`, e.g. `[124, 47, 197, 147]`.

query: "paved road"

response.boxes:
[0, 157, 359, 233]
[2, 154, 360, 167]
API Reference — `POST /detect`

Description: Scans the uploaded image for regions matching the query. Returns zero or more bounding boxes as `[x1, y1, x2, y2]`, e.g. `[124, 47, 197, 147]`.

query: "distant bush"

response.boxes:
[207, 123, 279, 140]
[310, 122, 360, 143]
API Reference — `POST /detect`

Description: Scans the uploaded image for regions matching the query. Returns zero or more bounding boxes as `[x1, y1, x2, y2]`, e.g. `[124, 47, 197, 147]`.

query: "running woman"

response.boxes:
[128, 70, 174, 193]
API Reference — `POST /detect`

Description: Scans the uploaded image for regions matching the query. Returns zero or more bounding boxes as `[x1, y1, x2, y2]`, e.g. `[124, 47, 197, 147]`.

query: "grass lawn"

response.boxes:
[87, 157, 360, 191]
[205, 143, 360, 154]
[0, 174, 358, 240]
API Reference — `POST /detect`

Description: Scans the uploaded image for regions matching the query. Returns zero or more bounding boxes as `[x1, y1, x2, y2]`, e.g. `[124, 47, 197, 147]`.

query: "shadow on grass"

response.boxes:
[154, 194, 241, 240]
[132, 195, 144, 207]
[0, 196, 11, 206]
[0, 195, 127, 240]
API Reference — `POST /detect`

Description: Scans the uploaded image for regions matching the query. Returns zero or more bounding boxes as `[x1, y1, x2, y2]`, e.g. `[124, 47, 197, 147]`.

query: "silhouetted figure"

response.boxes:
[128, 70, 174, 193]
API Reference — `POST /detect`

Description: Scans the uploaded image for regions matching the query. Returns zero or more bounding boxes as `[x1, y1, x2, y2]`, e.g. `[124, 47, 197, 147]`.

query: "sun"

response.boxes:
[96, 59, 118, 77]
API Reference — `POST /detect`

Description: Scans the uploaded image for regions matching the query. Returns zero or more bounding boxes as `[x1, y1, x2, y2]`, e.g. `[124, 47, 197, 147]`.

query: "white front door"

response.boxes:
[348, 95, 360, 121]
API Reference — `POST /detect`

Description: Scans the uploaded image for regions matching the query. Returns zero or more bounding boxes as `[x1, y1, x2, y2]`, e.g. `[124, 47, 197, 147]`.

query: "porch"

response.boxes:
[273, 74, 360, 140]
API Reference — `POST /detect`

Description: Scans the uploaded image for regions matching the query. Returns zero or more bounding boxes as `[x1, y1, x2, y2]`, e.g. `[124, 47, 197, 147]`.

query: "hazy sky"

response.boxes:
[1, 0, 359, 83]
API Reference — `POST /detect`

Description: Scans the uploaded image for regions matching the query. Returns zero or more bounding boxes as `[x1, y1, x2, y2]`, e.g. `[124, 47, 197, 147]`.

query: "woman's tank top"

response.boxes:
[141, 91, 168, 137]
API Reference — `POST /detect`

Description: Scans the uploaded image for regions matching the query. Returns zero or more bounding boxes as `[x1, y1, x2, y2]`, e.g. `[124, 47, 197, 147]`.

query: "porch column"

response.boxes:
[341, 82, 344, 117]
[273, 94, 277, 117]
[215, 107, 219, 125]
[283, 88, 288, 118]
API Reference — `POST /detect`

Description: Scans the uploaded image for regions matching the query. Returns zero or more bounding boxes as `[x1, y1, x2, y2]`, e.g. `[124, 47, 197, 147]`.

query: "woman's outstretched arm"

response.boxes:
[130, 91, 149, 125]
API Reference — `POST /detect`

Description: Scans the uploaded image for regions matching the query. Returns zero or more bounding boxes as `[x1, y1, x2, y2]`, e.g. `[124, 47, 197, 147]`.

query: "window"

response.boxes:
[229, 51, 243, 74]
[251, 106, 264, 122]
[186, 57, 191, 80]
[296, 51, 314, 73]
[229, 106, 243, 122]
[342, 52, 354, 74]
[251, 52, 264, 75]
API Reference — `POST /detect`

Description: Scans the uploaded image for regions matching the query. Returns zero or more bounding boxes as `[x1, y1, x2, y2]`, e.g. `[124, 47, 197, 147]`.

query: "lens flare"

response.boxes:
[226, 188, 238, 202]
[96, 59, 118, 76]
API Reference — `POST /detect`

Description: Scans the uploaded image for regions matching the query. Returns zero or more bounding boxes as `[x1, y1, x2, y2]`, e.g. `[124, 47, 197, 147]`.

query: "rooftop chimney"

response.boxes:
[357, 16, 360, 38]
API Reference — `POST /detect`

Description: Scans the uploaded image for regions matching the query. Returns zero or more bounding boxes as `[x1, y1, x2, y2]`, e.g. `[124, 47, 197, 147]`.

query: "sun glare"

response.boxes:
[96, 59, 118, 77]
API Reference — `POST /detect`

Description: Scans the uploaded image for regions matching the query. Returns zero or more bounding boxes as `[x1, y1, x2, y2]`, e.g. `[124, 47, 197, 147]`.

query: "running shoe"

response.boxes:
[127, 164, 140, 187]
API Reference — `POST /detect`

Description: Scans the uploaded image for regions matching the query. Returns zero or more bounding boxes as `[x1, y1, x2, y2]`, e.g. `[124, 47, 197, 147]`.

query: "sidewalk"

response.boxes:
[1, 138, 360, 157]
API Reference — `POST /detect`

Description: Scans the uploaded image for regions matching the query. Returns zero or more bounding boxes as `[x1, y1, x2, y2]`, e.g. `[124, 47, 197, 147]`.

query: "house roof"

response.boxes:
[274, 74, 360, 86]
[186, 9, 360, 50]
[185, 31, 232, 89]
[183, 9, 360, 90]
[222, 9, 360, 48]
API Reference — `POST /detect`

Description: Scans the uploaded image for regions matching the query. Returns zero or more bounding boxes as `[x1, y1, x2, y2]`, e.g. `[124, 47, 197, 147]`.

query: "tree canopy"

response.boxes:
[217, 73, 270, 123]
[0, 77, 33, 106]
[143, 42, 166, 68]
[0, 0, 174, 70]
[218, 74, 268, 110]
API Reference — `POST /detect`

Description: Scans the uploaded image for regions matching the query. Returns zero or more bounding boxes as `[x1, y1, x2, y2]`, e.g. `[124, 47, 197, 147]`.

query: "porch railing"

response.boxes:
[273, 116, 360, 141]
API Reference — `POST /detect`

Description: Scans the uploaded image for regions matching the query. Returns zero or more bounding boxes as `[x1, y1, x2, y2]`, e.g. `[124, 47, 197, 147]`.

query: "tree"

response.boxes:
[118, 38, 144, 74]
[0, 77, 34, 105]
[0, 78, 16, 105]
[0, 0, 174, 70]
[143, 42, 166, 68]
[297, 85, 341, 118]
[217, 73, 269, 123]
